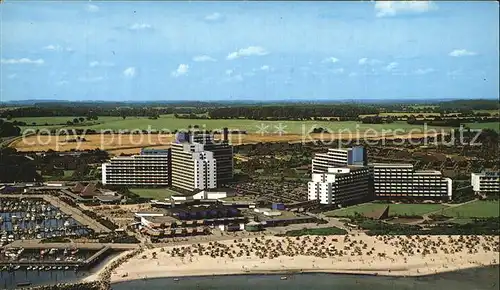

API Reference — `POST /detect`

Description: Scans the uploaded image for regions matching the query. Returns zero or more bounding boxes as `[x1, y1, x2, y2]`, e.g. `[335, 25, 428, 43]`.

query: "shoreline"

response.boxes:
[110, 261, 499, 284]
[110, 264, 500, 285]
[106, 235, 500, 284]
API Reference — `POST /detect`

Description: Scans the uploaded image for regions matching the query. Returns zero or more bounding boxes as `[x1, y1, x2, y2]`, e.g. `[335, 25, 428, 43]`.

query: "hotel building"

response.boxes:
[101, 149, 170, 186]
[371, 163, 452, 200]
[170, 141, 217, 192]
[471, 172, 499, 196]
[312, 146, 367, 174]
[193, 132, 234, 186]
[308, 166, 371, 206]
[170, 130, 232, 191]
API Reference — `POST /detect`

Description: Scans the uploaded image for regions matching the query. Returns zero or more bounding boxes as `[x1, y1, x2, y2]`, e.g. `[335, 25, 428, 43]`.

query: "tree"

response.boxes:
[78, 117, 85, 123]
[73, 118, 79, 124]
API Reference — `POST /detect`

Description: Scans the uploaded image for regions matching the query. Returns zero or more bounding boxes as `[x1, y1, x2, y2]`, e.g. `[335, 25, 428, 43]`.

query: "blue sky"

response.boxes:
[1, 1, 498, 102]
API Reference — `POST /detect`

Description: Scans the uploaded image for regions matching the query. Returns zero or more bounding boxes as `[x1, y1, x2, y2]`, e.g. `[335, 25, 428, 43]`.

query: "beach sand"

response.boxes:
[102, 234, 499, 283]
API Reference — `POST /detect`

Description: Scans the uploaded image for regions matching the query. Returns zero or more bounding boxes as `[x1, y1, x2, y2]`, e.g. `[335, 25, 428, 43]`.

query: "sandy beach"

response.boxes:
[100, 234, 499, 283]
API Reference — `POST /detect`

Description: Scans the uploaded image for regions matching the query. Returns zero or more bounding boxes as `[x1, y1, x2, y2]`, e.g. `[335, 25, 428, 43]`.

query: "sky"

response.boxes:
[1, 1, 499, 102]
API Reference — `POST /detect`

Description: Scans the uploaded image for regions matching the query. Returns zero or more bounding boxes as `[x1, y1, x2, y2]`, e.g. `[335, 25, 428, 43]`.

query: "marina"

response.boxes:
[0, 197, 92, 245]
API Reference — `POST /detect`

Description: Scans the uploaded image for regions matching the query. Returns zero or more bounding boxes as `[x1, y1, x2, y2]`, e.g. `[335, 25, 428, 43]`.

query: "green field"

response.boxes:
[11, 114, 449, 135]
[129, 188, 179, 200]
[441, 200, 500, 218]
[325, 202, 448, 217]
[463, 122, 500, 131]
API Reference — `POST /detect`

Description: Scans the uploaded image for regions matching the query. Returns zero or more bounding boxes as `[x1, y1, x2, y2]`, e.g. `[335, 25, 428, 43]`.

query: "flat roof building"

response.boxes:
[102, 150, 170, 186]
[471, 172, 499, 196]
[371, 163, 452, 200]
[312, 146, 366, 174]
[171, 130, 233, 192]
[308, 166, 371, 206]
[170, 142, 217, 192]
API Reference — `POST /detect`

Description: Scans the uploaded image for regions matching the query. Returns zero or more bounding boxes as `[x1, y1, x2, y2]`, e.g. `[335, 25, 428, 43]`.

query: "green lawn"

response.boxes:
[325, 202, 448, 217]
[441, 200, 500, 218]
[463, 122, 500, 132]
[129, 188, 179, 200]
[87, 115, 445, 134]
[9, 114, 449, 135]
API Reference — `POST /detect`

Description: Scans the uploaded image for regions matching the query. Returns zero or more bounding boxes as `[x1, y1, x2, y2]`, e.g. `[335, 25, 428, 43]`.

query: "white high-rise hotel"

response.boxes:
[102, 149, 170, 186]
[101, 130, 233, 192]
[309, 146, 370, 206]
[308, 146, 453, 205]
[308, 167, 371, 206]
[170, 141, 217, 192]
[371, 163, 452, 200]
[312, 146, 367, 174]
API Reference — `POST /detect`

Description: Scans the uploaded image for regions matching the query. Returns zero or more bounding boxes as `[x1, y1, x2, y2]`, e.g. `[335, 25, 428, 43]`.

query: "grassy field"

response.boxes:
[10, 114, 449, 135]
[10, 114, 446, 153]
[129, 188, 179, 200]
[441, 200, 500, 218]
[325, 202, 448, 217]
[463, 122, 500, 131]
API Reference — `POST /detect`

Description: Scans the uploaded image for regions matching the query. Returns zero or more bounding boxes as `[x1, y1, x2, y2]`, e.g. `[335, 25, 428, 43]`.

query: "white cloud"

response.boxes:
[260, 65, 270, 71]
[375, 1, 437, 17]
[384, 62, 399, 71]
[123, 67, 137, 78]
[56, 80, 69, 86]
[1, 58, 44, 65]
[7, 74, 17, 79]
[449, 49, 477, 57]
[348, 72, 358, 77]
[225, 69, 234, 76]
[322, 57, 339, 63]
[358, 58, 383, 66]
[227, 46, 268, 60]
[129, 23, 152, 31]
[331, 68, 345, 74]
[414, 68, 435, 75]
[193, 55, 216, 62]
[205, 12, 224, 22]
[43, 44, 72, 52]
[86, 4, 99, 13]
[78, 76, 104, 83]
[171, 64, 189, 77]
[89, 61, 115, 67]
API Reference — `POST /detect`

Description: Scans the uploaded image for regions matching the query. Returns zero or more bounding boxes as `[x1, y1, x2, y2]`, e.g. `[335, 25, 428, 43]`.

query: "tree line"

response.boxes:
[208, 105, 379, 120]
